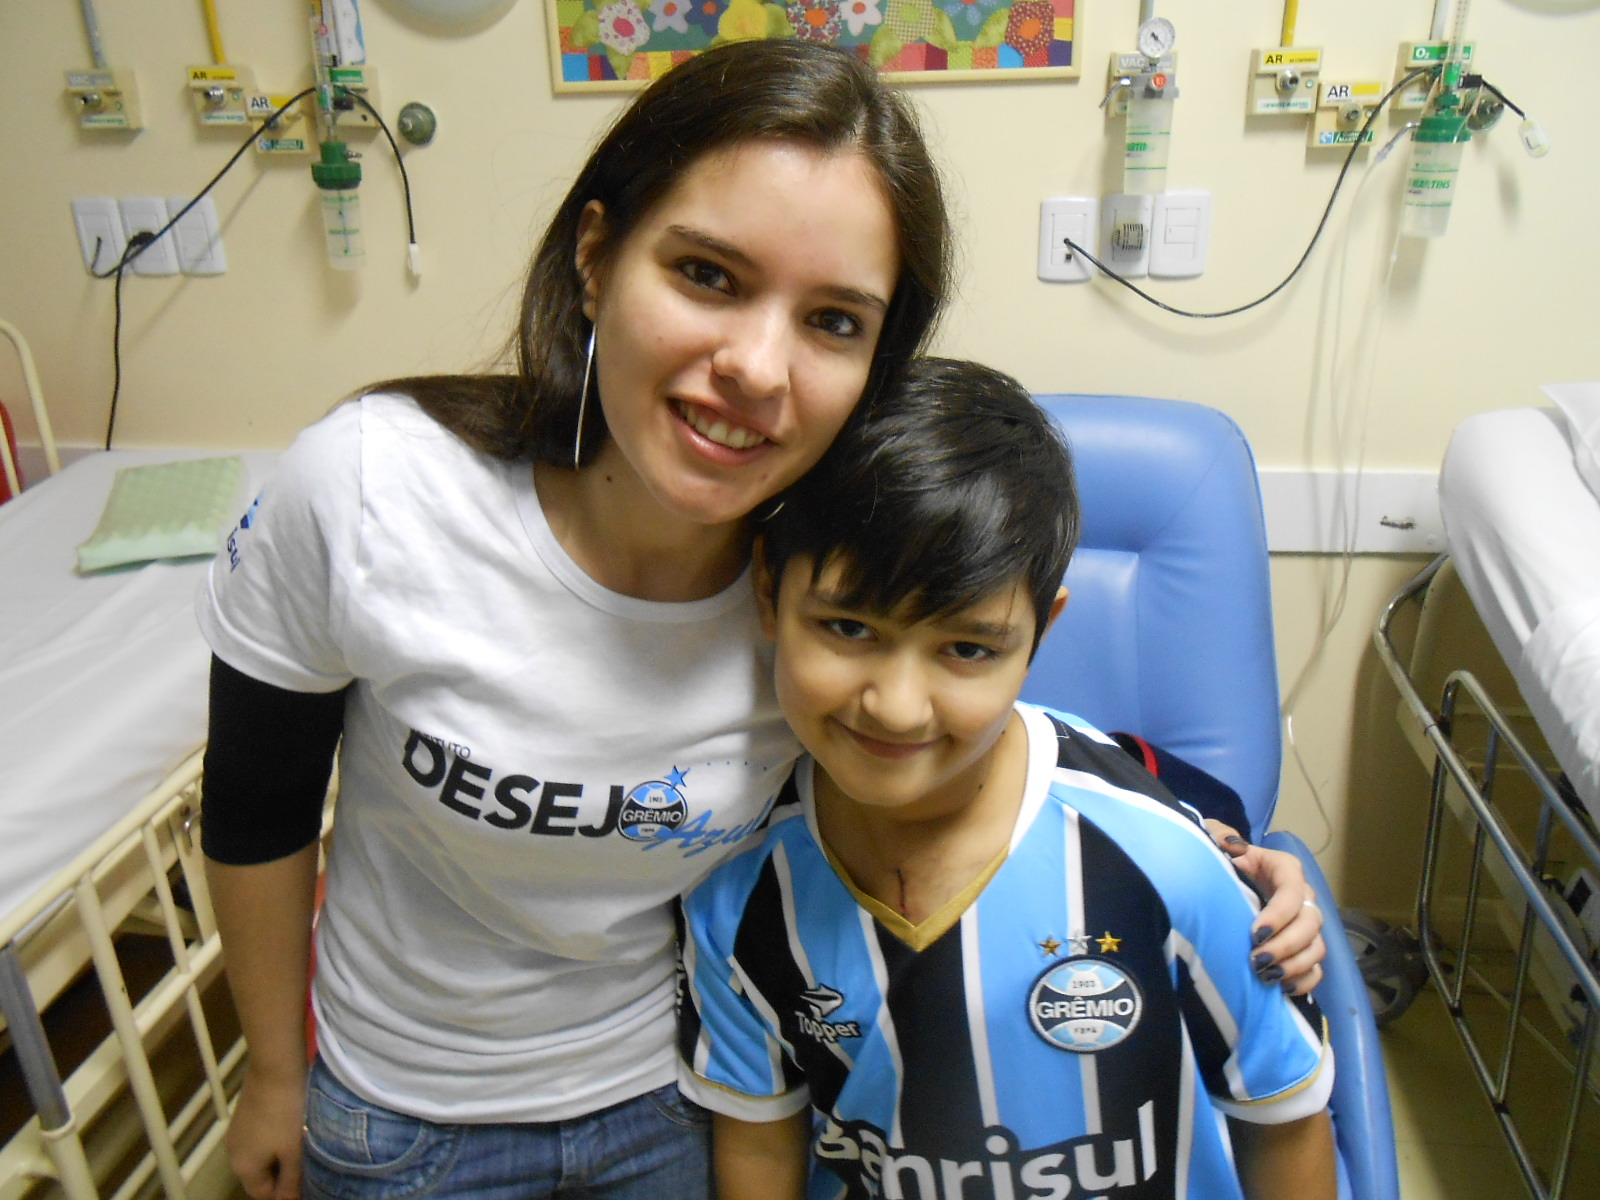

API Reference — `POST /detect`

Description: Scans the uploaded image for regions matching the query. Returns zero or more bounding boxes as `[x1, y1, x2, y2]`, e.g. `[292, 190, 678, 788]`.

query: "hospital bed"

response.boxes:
[0, 318, 278, 1199]
[1372, 401, 1600, 1200]
[1023, 394, 1399, 1200]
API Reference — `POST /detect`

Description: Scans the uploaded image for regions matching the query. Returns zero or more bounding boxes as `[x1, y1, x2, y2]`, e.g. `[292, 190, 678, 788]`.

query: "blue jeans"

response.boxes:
[300, 1059, 712, 1200]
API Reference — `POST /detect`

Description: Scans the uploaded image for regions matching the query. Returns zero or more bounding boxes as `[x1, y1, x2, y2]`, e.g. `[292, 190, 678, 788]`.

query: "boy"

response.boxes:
[676, 358, 1336, 1200]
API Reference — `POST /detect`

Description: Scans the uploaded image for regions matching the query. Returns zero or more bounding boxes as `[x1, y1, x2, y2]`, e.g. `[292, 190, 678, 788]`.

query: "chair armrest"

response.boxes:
[1261, 831, 1401, 1200]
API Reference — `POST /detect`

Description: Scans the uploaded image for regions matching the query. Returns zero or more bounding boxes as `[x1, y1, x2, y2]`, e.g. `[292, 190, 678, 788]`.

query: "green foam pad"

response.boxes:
[77, 456, 244, 572]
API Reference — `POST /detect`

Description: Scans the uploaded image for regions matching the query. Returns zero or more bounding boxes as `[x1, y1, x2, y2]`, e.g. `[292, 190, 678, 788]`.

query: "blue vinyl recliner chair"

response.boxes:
[1020, 394, 1398, 1200]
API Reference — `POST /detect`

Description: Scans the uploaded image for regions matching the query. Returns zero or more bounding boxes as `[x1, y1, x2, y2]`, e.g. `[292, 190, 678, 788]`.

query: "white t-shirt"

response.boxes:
[198, 393, 798, 1122]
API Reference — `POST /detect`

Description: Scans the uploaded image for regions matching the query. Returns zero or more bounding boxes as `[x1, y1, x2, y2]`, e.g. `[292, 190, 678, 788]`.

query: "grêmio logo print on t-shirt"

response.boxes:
[225, 492, 263, 571]
[399, 728, 772, 857]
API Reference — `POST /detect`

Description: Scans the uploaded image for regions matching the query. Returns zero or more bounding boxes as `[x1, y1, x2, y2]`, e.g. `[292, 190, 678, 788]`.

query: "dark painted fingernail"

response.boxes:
[1282, 980, 1298, 994]
[1257, 965, 1286, 983]
[1253, 926, 1274, 946]
[1224, 835, 1248, 848]
[1252, 951, 1274, 971]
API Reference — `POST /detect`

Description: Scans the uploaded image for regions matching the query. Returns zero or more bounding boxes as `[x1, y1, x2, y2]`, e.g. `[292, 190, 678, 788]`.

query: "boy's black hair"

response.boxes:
[762, 357, 1079, 653]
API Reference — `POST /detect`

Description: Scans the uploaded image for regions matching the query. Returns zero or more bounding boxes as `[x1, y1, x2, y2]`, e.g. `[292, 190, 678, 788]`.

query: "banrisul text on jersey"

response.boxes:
[815, 1108, 1161, 1199]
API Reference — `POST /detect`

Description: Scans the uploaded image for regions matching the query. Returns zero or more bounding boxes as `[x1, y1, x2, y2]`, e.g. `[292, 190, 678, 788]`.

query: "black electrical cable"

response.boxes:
[335, 85, 417, 245]
[96, 89, 316, 448]
[100, 232, 153, 449]
[1062, 66, 1436, 320]
[1462, 74, 1526, 119]
[97, 89, 316, 283]
[95, 85, 419, 448]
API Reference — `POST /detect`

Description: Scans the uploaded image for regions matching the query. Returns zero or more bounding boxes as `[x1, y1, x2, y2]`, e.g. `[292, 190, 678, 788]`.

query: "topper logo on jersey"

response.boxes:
[617, 769, 691, 841]
[796, 983, 862, 1042]
[802, 984, 846, 1018]
[816, 1108, 1158, 1199]
[1028, 957, 1143, 1052]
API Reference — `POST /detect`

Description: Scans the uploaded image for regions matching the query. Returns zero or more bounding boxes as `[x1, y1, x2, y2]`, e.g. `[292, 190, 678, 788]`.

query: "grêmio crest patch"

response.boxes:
[1028, 957, 1144, 1053]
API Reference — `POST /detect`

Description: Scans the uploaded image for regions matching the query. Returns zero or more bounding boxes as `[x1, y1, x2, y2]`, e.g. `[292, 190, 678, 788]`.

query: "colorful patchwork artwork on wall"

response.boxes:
[547, 0, 1078, 90]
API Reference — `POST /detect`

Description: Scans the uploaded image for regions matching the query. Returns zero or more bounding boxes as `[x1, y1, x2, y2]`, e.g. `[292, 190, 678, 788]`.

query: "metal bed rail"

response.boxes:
[0, 750, 243, 1200]
[1375, 554, 1600, 1200]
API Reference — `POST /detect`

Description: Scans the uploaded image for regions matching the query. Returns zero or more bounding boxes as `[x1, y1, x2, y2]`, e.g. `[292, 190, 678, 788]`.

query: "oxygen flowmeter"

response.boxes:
[312, 140, 365, 269]
[1394, 21, 1549, 239]
[1399, 11, 1476, 241]
[307, 0, 370, 269]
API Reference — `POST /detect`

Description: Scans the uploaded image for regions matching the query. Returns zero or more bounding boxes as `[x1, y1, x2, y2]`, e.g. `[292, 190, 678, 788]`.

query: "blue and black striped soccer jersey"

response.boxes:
[678, 703, 1332, 1200]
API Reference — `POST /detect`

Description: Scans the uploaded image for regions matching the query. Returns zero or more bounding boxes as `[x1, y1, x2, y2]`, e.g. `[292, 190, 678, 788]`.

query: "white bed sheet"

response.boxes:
[0, 448, 278, 924]
[1439, 406, 1600, 821]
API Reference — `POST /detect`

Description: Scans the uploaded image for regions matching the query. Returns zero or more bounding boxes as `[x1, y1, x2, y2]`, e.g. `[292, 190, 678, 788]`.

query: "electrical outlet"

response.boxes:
[187, 64, 256, 127]
[117, 197, 180, 276]
[70, 197, 126, 275]
[1309, 81, 1383, 149]
[64, 67, 142, 131]
[166, 196, 227, 275]
[1038, 197, 1097, 283]
[1099, 193, 1154, 279]
[1247, 46, 1321, 116]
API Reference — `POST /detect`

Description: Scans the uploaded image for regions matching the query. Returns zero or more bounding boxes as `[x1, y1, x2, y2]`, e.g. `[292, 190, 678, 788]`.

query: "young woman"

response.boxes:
[199, 40, 1324, 1200]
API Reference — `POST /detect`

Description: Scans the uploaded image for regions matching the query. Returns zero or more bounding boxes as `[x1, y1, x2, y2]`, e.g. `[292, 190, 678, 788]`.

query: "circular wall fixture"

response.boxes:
[377, 0, 518, 35]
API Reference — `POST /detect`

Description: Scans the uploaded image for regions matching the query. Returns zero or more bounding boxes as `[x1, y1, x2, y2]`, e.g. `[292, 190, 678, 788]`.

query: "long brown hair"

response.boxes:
[376, 40, 951, 467]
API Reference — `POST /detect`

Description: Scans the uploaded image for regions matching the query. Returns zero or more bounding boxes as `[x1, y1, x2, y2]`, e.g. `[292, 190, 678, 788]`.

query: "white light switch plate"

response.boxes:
[167, 195, 227, 275]
[1150, 190, 1212, 278]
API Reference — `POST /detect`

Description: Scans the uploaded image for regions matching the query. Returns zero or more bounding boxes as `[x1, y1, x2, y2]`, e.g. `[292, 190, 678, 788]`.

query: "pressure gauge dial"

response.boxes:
[1136, 16, 1176, 60]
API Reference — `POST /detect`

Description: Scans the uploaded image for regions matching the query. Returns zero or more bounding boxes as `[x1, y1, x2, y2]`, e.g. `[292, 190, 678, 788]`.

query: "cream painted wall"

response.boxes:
[2, 1, 1595, 906]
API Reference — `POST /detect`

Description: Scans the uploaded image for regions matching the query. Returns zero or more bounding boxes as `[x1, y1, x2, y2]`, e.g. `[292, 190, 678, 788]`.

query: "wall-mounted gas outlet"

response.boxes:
[1394, 41, 1473, 110]
[64, 67, 142, 131]
[1247, 47, 1321, 116]
[187, 64, 256, 127]
[1105, 51, 1175, 119]
[1309, 81, 1383, 148]
[329, 64, 381, 131]
[247, 92, 313, 155]
[1038, 197, 1098, 284]
[1099, 193, 1154, 279]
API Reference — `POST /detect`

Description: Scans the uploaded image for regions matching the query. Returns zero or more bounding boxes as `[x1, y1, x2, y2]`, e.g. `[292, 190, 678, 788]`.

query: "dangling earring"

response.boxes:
[573, 326, 595, 470]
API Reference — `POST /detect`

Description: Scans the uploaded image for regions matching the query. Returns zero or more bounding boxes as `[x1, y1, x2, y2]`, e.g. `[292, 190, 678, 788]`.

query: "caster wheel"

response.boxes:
[1340, 908, 1427, 1024]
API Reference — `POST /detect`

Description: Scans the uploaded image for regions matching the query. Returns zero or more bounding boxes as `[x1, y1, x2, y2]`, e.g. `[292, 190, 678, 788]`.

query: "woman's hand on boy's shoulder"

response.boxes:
[1206, 820, 1326, 997]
